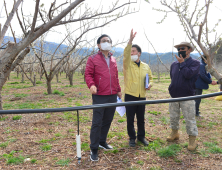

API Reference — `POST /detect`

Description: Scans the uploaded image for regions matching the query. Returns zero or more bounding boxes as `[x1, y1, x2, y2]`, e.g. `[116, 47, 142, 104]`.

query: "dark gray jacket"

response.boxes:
[169, 57, 200, 98]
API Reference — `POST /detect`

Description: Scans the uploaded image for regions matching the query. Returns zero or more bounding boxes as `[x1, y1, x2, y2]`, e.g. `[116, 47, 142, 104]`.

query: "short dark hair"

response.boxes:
[132, 44, 142, 53]
[97, 34, 112, 44]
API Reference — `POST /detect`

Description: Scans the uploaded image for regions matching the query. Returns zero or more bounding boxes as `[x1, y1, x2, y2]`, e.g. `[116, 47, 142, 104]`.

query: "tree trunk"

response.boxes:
[158, 60, 160, 82]
[33, 74, 36, 86]
[56, 73, 59, 83]
[39, 67, 43, 80]
[0, 88, 3, 110]
[30, 70, 32, 79]
[46, 79, 52, 94]
[17, 70, 19, 78]
[68, 71, 74, 86]
[206, 66, 222, 84]
[21, 72, 24, 83]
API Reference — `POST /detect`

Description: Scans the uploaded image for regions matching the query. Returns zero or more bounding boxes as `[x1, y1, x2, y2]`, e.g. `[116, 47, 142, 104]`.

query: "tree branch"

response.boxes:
[144, 29, 169, 72]
[4, 0, 16, 43]
[0, 0, 22, 45]
[31, 0, 40, 33]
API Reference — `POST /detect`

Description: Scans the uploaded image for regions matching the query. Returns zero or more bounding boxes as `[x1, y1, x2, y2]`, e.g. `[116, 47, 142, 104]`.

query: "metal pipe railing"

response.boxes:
[0, 91, 222, 114]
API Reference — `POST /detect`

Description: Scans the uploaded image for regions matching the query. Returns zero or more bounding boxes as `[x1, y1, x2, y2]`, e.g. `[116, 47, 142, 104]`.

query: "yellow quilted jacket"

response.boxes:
[123, 44, 153, 98]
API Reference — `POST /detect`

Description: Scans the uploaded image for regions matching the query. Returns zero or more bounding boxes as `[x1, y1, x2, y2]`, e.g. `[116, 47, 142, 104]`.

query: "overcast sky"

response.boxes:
[1, 0, 222, 53]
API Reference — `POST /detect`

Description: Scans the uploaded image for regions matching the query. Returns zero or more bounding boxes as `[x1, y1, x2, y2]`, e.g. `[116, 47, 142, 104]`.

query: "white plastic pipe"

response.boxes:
[76, 134, 81, 163]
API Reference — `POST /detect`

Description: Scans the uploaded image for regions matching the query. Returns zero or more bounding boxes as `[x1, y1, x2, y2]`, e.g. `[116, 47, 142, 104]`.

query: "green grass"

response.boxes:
[160, 117, 169, 125]
[203, 142, 216, 147]
[3, 151, 25, 165]
[31, 159, 37, 164]
[137, 160, 144, 165]
[104, 148, 119, 154]
[4, 102, 43, 110]
[14, 93, 28, 98]
[53, 90, 65, 96]
[40, 144, 52, 151]
[55, 133, 62, 137]
[108, 131, 127, 140]
[198, 148, 209, 157]
[181, 142, 188, 148]
[208, 145, 222, 153]
[36, 81, 43, 84]
[9, 85, 31, 89]
[150, 166, 162, 170]
[12, 76, 20, 79]
[3, 103, 13, 109]
[17, 102, 43, 109]
[203, 142, 222, 153]
[0, 116, 8, 121]
[141, 139, 162, 151]
[81, 142, 90, 151]
[45, 113, 51, 119]
[75, 102, 83, 106]
[9, 82, 19, 84]
[56, 158, 70, 166]
[157, 144, 181, 157]
[12, 115, 22, 120]
[118, 118, 126, 123]
[8, 138, 17, 142]
[207, 122, 218, 128]
[62, 112, 90, 123]
[0, 141, 9, 148]
[148, 110, 161, 115]
[38, 139, 51, 143]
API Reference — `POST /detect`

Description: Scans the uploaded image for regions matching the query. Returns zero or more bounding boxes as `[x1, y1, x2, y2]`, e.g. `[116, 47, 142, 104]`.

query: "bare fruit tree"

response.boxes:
[0, 0, 137, 109]
[151, 0, 222, 84]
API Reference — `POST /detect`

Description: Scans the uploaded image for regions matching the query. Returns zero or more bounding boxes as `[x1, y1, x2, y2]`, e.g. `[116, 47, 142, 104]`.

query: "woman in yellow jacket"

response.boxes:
[123, 29, 153, 147]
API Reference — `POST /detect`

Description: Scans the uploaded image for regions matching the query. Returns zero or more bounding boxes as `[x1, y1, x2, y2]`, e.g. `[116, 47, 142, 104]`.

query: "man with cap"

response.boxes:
[85, 34, 122, 161]
[167, 42, 200, 151]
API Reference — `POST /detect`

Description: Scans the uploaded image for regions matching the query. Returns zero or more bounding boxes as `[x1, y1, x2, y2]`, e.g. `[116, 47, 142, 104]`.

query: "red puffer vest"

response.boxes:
[85, 51, 121, 95]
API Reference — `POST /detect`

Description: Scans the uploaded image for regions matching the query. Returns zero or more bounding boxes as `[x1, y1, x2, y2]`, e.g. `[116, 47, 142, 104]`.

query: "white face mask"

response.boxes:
[100, 42, 112, 51]
[131, 55, 138, 62]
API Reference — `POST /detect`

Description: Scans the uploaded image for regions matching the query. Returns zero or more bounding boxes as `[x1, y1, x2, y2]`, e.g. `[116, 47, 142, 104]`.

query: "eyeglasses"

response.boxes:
[101, 40, 111, 43]
[177, 47, 186, 51]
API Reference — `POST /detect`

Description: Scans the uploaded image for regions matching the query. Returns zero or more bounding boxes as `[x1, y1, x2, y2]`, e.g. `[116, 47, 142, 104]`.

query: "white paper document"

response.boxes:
[116, 97, 126, 117]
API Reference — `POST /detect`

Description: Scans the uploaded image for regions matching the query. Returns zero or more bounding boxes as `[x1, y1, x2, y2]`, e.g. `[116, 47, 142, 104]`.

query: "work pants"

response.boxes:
[169, 100, 198, 136]
[90, 94, 117, 150]
[125, 94, 146, 140]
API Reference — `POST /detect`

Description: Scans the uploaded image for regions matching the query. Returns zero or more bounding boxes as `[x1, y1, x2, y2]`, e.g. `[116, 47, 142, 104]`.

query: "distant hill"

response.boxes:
[2, 36, 200, 65]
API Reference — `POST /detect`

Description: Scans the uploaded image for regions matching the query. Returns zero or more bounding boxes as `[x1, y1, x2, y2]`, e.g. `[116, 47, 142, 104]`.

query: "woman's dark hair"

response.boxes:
[132, 44, 142, 53]
[97, 34, 112, 44]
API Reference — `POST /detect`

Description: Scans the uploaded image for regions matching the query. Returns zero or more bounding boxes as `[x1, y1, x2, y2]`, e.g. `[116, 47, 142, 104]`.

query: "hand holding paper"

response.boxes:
[116, 97, 126, 117]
